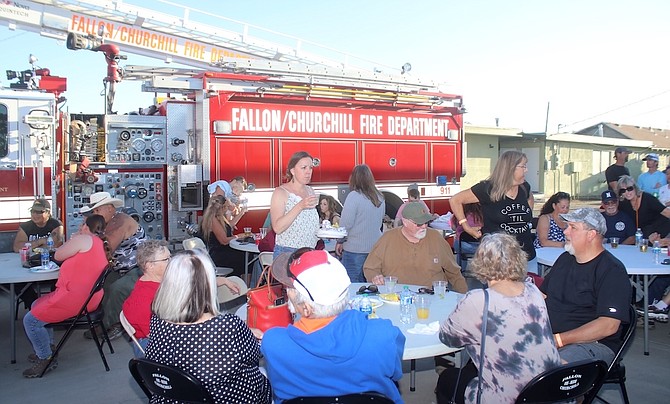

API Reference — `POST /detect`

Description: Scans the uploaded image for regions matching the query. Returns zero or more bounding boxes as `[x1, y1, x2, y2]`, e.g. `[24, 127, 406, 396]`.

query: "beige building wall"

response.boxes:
[460, 133, 499, 189]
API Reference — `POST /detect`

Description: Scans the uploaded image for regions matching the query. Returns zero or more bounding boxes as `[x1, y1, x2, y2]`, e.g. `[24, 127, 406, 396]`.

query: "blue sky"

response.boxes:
[1, 0, 669, 133]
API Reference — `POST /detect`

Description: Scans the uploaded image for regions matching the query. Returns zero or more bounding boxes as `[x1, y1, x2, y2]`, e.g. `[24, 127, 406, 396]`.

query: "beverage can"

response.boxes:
[20, 243, 30, 264]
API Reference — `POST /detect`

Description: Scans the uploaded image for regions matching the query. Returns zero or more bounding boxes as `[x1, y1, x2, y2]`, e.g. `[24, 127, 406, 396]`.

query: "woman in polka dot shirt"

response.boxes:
[145, 249, 271, 403]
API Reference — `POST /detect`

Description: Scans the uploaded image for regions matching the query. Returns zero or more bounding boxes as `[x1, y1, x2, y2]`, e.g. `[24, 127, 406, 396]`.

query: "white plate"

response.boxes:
[316, 230, 347, 239]
[379, 293, 400, 305]
[351, 295, 384, 309]
[30, 265, 60, 273]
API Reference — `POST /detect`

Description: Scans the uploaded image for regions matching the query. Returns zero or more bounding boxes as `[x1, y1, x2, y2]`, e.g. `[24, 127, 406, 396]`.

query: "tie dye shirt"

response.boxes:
[440, 282, 561, 403]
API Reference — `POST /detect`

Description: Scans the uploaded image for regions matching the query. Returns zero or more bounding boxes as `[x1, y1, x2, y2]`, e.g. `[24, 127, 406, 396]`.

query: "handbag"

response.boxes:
[446, 289, 489, 404]
[246, 260, 293, 332]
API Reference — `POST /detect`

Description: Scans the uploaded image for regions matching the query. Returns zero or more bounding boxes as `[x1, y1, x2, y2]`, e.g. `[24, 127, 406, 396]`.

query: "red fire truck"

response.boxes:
[0, 0, 464, 245]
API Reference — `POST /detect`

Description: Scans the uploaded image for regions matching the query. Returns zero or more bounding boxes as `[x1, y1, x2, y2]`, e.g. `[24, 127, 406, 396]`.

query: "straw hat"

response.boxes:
[80, 192, 123, 213]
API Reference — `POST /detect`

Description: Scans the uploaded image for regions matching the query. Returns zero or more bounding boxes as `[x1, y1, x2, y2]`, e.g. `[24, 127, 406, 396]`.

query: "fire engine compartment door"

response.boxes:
[279, 139, 357, 185]
[362, 141, 428, 182]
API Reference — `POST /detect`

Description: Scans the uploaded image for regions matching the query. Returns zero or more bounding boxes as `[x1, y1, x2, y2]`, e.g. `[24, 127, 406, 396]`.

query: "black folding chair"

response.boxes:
[41, 264, 115, 377]
[515, 359, 608, 404]
[129, 358, 214, 403]
[284, 392, 394, 404]
[590, 304, 637, 404]
[455, 233, 478, 268]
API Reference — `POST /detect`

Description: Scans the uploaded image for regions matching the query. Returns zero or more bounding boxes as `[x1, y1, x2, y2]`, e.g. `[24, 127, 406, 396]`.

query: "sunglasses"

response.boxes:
[618, 186, 635, 195]
[357, 285, 379, 295]
[417, 287, 435, 295]
[287, 247, 316, 301]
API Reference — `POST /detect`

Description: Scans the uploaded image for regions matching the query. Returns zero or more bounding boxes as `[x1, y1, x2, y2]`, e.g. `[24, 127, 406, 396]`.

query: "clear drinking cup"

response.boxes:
[432, 280, 448, 299]
[415, 295, 431, 320]
[609, 237, 619, 249]
[383, 276, 398, 294]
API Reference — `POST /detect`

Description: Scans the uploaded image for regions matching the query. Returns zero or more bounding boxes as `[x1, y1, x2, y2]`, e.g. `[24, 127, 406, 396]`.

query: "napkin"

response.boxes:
[407, 321, 441, 335]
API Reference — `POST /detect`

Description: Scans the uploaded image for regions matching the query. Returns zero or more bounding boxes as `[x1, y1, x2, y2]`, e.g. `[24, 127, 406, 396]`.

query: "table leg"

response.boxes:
[244, 252, 250, 286]
[644, 274, 649, 356]
[410, 359, 416, 392]
[10, 283, 16, 364]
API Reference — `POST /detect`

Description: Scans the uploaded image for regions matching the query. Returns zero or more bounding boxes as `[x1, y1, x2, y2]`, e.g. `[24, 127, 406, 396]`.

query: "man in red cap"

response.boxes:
[261, 249, 405, 403]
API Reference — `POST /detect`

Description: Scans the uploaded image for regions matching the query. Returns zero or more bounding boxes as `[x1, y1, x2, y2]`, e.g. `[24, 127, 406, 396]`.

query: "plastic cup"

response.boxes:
[433, 280, 448, 299]
[259, 227, 268, 239]
[640, 239, 648, 252]
[244, 227, 252, 237]
[383, 276, 398, 293]
[609, 237, 619, 249]
[415, 295, 431, 320]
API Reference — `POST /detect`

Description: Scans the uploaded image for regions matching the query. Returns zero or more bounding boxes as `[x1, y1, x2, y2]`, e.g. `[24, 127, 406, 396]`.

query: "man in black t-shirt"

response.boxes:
[605, 146, 631, 191]
[539, 208, 631, 365]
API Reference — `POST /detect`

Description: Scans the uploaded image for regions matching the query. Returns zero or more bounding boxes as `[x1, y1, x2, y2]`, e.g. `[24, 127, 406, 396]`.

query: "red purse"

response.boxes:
[246, 261, 293, 332]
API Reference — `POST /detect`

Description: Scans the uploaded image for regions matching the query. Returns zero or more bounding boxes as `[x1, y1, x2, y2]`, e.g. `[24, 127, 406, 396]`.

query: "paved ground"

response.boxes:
[1, 290, 669, 403]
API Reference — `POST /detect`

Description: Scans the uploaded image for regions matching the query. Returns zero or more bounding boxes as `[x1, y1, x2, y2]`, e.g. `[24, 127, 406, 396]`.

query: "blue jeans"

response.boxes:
[23, 311, 54, 360]
[133, 337, 148, 358]
[341, 251, 368, 283]
[273, 245, 298, 261]
[559, 342, 615, 366]
[456, 241, 479, 272]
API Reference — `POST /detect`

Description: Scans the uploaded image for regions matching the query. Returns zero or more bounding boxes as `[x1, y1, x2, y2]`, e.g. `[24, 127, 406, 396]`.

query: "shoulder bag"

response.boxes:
[246, 260, 293, 332]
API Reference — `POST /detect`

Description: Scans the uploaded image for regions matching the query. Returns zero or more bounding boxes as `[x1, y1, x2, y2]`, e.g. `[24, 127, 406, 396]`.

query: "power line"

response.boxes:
[564, 89, 670, 127]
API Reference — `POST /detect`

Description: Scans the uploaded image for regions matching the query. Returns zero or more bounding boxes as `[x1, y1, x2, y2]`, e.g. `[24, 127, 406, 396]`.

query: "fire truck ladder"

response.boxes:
[12, 1, 408, 76]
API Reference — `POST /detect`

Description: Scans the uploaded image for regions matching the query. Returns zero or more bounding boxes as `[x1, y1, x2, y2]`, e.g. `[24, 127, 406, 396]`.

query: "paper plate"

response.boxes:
[379, 293, 400, 305]
[30, 265, 60, 273]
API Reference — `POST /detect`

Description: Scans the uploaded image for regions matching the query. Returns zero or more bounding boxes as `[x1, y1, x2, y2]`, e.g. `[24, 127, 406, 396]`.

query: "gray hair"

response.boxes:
[152, 248, 219, 323]
[136, 239, 169, 270]
[290, 288, 348, 318]
[469, 233, 528, 283]
[616, 175, 641, 197]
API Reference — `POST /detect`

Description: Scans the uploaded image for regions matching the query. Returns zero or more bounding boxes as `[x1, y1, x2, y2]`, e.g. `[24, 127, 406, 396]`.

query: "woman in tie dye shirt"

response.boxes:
[437, 233, 561, 404]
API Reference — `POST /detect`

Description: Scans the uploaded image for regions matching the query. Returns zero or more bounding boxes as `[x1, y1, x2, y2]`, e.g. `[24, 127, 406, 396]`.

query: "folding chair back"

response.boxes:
[283, 392, 394, 404]
[129, 358, 214, 403]
[42, 264, 115, 377]
[590, 304, 637, 404]
[182, 237, 206, 250]
[515, 359, 608, 404]
[217, 275, 248, 310]
[119, 310, 144, 356]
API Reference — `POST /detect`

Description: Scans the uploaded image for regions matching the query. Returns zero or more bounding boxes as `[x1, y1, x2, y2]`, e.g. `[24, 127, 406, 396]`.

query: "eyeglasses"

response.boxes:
[357, 285, 379, 295]
[417, 287, 435, 295]
[516, 164, 528, 169]
[619, 186, 635, 195]
[149, 256, 171, 263]
[604, 200, 618, 206]
[287, 247, 315, 301]
[30, 210, 46, 214]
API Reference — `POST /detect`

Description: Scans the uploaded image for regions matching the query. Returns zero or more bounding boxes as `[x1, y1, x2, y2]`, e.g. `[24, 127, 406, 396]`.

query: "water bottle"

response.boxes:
[400, 286, 413, 324]
[653, 240, 662, 264]
[635, 228, 643, 248]
[46, 235, 54, 251]
[359, 294, 372, 318]
[40, 247, 50, 268]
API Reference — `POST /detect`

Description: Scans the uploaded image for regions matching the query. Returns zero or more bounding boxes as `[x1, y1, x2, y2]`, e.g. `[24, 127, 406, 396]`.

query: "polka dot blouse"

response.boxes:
[145, 313, 271, 403]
